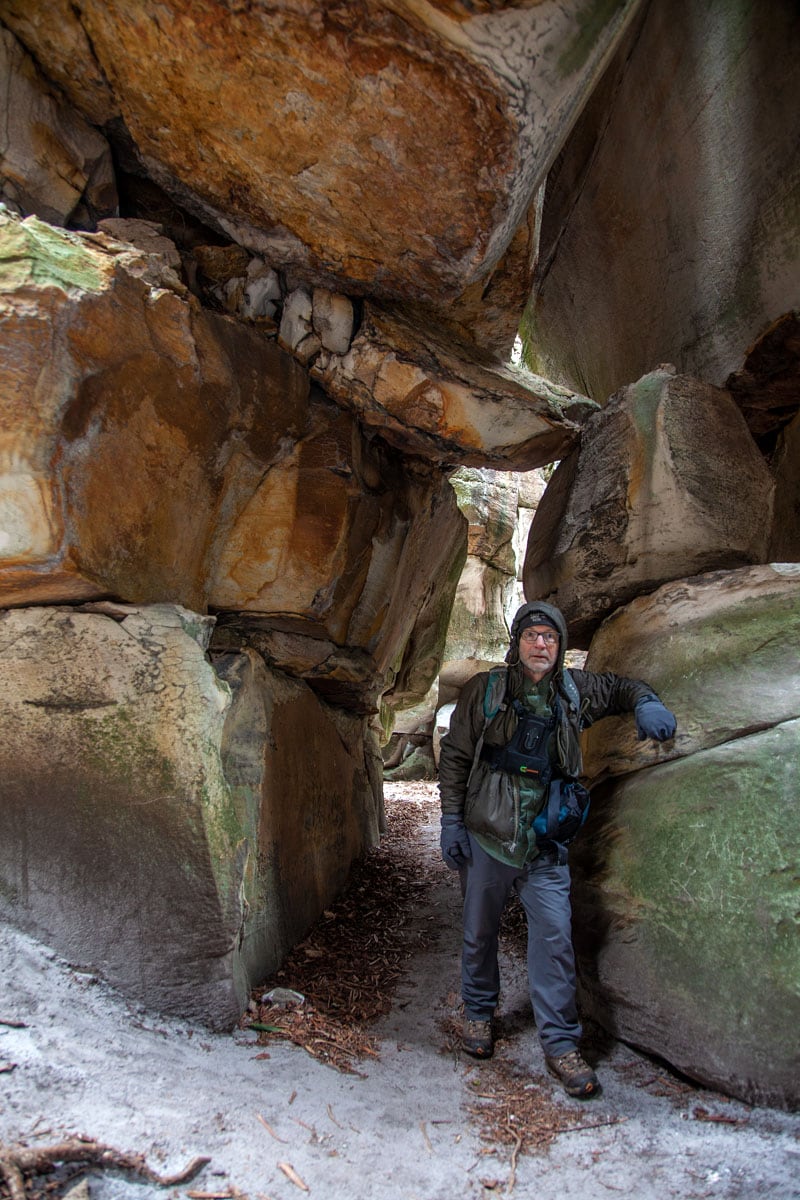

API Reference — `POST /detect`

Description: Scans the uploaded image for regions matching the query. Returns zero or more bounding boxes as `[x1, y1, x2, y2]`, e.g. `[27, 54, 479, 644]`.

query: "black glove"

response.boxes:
[634, 696, 677, 741]
[440, 813, 472, 870]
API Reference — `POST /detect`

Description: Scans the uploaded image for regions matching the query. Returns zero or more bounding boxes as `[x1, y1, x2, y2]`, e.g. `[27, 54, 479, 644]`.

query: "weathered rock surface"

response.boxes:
[572, 721, 800, 1110]
[0, 27, 116, 227]
[581, 564, 800, 784]
[440, 468, 520, 680]
[0, 211, 308, 611]
[525, 0, 800, 401]
[0, 213, 466, 715]
[315, 303, 593, 469]
[570, 565, 800, 1107]
[1, 0, 642, 302]
[523, 369, 775, 647]
[727, 312, 800, 455]
[0, 603, 381, 1027]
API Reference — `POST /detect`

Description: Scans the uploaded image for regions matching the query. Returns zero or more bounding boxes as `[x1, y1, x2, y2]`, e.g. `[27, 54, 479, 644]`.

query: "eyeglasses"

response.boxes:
[520, 629, 559, 646]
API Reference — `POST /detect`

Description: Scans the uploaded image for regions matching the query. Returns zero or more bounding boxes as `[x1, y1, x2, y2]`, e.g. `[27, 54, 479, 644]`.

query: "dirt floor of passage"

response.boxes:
[1, 782, 798, 1200]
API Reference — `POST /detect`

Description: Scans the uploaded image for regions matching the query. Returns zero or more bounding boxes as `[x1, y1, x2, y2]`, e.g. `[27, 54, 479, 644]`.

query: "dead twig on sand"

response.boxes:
[256, 1114, 288, 1143]
[0, 1139, 209, 1200]
[277, 1162, 309, 1192]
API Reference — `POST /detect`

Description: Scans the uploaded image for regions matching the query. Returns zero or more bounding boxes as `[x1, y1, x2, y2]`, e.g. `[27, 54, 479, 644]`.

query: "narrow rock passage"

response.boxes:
[0, 783, 797, 1200]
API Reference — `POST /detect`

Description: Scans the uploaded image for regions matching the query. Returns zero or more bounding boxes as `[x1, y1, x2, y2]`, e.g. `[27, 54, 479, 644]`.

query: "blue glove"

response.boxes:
[440, 813, 472, 870]
[635, 697, 677, 741]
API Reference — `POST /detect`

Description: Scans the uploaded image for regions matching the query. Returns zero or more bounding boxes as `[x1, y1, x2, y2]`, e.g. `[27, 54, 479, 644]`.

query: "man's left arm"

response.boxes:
[571, 669, 677, 741]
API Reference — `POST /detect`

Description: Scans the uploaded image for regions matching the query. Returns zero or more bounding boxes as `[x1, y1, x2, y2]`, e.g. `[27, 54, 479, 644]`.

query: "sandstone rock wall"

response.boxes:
[1, 0, 643, 306]
[571, 566, 800, 1108]
[525, 0, 800, 402]
[0, 604, 382, 1027]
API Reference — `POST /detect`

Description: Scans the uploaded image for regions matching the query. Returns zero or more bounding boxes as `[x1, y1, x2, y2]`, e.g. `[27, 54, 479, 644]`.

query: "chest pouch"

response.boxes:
[480, 701, 555, 784]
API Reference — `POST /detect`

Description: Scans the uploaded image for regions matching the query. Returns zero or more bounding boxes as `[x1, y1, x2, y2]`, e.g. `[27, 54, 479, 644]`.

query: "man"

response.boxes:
[438, 600, 676, 1099]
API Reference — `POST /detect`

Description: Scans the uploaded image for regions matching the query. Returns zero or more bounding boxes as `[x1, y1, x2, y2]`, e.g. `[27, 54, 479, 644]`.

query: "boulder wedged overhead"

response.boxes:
[2, 0, 643, 302]
[314, 302, 594, 469]
[523, 368, 775, 647]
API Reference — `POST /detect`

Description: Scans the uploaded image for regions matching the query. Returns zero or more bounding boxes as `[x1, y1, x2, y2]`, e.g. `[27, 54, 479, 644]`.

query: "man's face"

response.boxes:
[518, 624, 560, 682]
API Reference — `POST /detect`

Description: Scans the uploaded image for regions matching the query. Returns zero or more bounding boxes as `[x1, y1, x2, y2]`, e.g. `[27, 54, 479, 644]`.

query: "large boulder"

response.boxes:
[0, 603, 382, 1027]
[525, 0, 800, 400]
[2, 0, 643, 304]
[0, 211, 308, 611]
[523, 369, 775, 647]
[0, 212, 466, 712]
[571, 565, 800, 1108]
[581, 564, 800, 783]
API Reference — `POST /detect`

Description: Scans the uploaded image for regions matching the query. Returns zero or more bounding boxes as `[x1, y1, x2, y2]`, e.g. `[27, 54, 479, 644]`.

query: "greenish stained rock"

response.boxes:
[572, 719, 800, 1108]
[0, 603, 382, 1029]
[0, 214, 106, 293]
[583, 564, 800, 782]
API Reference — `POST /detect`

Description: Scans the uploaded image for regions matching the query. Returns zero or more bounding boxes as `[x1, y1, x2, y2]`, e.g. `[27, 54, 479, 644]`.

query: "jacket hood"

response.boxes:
[506, 600, 568, 675]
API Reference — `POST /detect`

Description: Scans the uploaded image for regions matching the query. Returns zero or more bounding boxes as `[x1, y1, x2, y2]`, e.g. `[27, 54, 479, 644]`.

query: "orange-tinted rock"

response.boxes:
[3, 0, 642, 301]
[0, 27, 116, 227]
[314, 303, 593, 469]
[0, 214, 465, 709]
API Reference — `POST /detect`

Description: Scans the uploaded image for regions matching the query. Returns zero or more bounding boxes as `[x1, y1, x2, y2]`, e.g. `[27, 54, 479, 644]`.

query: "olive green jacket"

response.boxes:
[438, 603, 656, 859]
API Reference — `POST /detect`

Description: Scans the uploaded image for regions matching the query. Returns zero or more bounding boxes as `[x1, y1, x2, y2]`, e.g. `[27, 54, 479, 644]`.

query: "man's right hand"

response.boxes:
[440, 813, 472, 870]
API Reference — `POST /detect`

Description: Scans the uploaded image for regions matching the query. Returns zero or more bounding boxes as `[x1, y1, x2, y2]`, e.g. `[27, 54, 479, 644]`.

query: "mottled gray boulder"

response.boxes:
[526, 0, 800, 402]
[0, 604, 381, 1028]
[572, 565, 800, 1108]
[582, 564, 800, 782]
[523, 369, 775, 647]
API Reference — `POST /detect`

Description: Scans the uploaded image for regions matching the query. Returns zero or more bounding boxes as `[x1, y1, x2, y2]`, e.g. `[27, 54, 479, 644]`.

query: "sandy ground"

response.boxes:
[1, 783, 798, 1200]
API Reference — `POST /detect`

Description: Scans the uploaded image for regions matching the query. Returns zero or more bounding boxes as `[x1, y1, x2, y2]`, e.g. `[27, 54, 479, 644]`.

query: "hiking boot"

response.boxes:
[545, 1050, 600, 1098]
[462, 1017, 494, 1059]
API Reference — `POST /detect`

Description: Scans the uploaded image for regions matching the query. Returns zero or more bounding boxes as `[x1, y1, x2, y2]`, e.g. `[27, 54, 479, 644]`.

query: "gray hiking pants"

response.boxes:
[458, 832, 581, 1057]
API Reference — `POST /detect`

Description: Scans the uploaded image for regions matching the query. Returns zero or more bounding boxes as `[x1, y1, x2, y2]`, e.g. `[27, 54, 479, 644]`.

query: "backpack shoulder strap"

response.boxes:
[560, 668, 581, 716]
[482, 667, 509, 723]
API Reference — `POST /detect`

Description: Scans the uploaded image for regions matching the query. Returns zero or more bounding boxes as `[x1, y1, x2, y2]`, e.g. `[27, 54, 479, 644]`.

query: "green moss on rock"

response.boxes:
[0, 215, 105, 293]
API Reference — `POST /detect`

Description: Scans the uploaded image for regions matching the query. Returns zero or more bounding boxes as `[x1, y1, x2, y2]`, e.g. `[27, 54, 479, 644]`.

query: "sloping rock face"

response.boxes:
[1, 0, 642, 308]
[525, 0, 800, 401]
[0, 604, 381, 1028]
[0, 27, 116, 227]
[523, 369, 775, 647]
[571, 565, 800, 1108]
